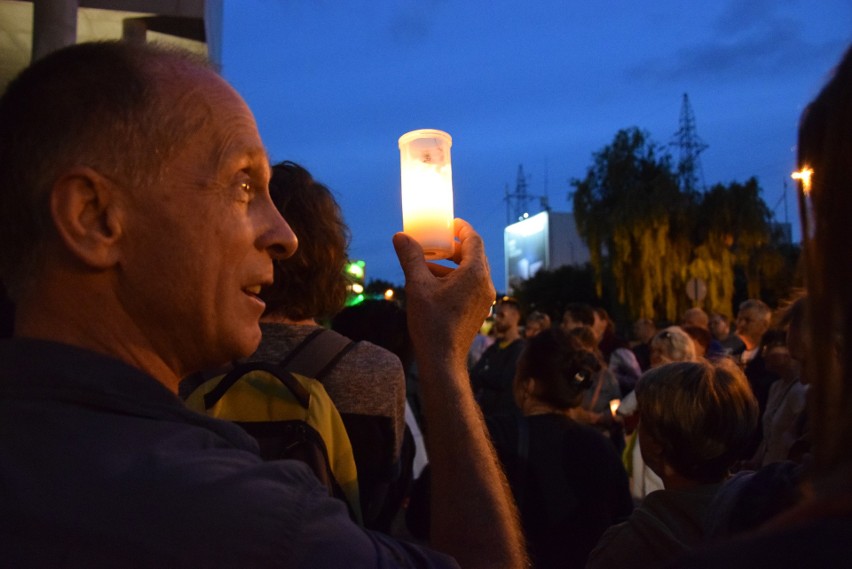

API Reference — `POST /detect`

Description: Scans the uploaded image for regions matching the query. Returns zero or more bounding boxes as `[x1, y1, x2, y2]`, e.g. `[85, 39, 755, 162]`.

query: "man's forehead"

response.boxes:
[167, 67, 268, 168]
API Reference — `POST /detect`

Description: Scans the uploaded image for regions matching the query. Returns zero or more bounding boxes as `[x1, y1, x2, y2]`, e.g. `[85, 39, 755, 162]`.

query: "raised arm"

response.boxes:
[393, 219, 527, 569]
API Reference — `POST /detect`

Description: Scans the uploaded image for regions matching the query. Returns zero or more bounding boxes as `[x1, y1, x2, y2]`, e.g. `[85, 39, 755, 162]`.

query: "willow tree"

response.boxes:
[571, 128, 687, 321]
[698, 178, 772, 306]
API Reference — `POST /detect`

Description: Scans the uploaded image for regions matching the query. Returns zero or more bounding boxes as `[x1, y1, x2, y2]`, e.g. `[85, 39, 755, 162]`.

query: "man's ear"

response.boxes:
[639, 427, 665, 472]
[49, 167, 123, 269]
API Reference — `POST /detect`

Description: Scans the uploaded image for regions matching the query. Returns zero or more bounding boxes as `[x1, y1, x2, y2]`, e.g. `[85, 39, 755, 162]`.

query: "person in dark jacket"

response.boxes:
[486, 328, 633, 569]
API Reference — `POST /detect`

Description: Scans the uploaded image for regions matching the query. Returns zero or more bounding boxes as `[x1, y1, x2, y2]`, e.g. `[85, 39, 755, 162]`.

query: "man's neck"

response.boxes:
[741, 345, 760, 363]
[14, 273, 186, 393]
[739, 335, 759, 351]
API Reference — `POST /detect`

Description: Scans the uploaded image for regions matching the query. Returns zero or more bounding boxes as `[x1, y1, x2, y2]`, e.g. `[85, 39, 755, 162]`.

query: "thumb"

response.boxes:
[393, 232, 431, 283]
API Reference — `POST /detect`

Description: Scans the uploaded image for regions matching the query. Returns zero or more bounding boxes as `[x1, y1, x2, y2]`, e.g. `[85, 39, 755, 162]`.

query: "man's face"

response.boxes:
[735, 307, 769, 349]
[118, 68, 296, 374]
[708, 315, 729, 340]
[493, 304, 520, 335]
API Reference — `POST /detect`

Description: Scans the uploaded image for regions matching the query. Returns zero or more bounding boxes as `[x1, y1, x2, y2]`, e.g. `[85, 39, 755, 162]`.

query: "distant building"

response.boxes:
[504, 211, 590, 292]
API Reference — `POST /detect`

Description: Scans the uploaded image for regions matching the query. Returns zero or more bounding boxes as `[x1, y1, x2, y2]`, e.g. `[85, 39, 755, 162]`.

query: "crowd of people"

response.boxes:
[0, 37, 851, 569]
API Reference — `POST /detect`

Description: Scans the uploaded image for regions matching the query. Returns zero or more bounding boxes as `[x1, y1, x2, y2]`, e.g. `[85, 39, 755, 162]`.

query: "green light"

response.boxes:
[346, 260, 365, 280]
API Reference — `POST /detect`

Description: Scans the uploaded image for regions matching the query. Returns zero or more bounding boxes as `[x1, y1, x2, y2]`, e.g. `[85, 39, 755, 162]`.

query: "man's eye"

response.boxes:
[237, 181, 256, 201]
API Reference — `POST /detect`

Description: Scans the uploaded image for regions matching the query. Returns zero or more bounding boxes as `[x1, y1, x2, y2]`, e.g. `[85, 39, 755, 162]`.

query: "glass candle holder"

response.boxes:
[398, 129, 455, 260]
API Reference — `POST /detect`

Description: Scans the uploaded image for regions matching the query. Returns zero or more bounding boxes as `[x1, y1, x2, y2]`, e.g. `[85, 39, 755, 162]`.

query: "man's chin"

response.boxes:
[218, 324, 263, 364]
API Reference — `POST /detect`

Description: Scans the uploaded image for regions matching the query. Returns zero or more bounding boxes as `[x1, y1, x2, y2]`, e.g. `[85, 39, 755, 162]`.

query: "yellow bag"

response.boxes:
[185, 362, 362, 524]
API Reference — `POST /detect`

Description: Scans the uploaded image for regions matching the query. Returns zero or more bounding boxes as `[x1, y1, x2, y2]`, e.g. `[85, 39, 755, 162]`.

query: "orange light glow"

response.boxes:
[792, 167, 814, 195]
[609, 399, 621, 417]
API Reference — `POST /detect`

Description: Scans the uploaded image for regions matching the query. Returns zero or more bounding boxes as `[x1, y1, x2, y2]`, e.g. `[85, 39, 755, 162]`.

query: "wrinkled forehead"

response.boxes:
[162, 67, 269, 175]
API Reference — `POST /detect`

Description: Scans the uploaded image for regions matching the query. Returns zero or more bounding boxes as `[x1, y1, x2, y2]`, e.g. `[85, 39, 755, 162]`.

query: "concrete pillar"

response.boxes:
[32, 0, 78, 62]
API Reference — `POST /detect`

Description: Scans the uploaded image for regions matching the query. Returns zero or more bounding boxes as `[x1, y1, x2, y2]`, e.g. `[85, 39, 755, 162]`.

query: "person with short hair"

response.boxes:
[0, 41, 525, 568]
[683, 307, 727, 360]
[682, 307, 710, 330]
[587, 359, 758, 569]
[736, 299, 773, 362]
[523, 310, 551, 338]
[618, 326, 699, 500]
[561, 302, 596, 332]
[736, 299, 780, 443]
[709, 312, 745, 356]
[470, 296, 525, 417]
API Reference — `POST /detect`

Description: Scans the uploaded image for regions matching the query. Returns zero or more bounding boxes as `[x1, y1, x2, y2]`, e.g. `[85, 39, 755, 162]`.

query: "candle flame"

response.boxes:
[792, 167, 814, 195]
[609, 399, 621, 417]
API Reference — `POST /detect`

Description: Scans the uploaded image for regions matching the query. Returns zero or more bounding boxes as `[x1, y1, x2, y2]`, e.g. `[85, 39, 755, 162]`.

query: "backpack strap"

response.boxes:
[278, 328, 357, 380]
[203, 361, 310, 410]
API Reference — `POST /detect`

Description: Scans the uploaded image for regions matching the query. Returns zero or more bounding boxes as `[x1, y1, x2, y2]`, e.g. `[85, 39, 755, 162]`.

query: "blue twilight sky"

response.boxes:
[220, 1, 851, 291]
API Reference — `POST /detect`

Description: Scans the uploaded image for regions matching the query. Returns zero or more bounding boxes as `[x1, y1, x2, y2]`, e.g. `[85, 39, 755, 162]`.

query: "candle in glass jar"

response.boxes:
[398, 129, 454, 260]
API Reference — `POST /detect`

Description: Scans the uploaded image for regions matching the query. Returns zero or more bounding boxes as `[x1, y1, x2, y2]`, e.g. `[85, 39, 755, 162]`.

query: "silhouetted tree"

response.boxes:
[571, 128, 687, 321]
[570, 129, 794, 321]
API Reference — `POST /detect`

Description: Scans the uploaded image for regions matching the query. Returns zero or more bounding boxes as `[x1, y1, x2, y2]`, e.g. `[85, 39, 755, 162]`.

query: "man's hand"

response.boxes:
[393, 218, 495, 367]
[392, 219, 527, 569]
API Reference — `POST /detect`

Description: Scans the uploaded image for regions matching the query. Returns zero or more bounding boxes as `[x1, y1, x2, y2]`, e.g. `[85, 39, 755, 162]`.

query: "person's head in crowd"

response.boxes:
[760, 328, 797, 382]
[561, 302, 595, 333]
[260, 161, 349, 323]
[797, 46, 852, 475]
[637, 359, 758, 485]
[682, 325, 712, 358]
[735, 299, 772, 351]
[649, 326, 698, 368]
[0, 41, 297, 388]
[493, 296, 522, 341]
[709, 313, 733, 342]
[682, 307, 710, 330]
[332, 299, 412, 369]
[567, 325, 599, 354]
[513, 327, 600, 413]
[633, 318, 656, 345]
[524, 310, 551, 339]
[592, 307, 613, 341]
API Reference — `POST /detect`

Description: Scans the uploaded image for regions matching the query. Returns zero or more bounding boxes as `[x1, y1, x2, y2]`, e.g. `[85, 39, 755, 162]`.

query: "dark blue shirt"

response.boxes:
[0, 338, 457, 568]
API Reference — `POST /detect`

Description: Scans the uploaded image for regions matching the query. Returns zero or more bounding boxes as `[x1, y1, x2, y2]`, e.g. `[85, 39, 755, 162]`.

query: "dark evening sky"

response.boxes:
[222, 1, 851, 290]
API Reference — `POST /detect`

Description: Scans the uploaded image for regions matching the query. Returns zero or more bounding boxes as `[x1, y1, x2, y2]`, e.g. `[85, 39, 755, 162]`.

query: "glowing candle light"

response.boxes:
[609, 398, 621, 417]
[399, 129, 455, 260]
[793, 166, 816, 241]
[792, 167, 814, 195]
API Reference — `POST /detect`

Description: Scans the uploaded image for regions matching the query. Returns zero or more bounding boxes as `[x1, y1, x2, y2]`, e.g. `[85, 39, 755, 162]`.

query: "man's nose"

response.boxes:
[259, 197, 298, 261]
